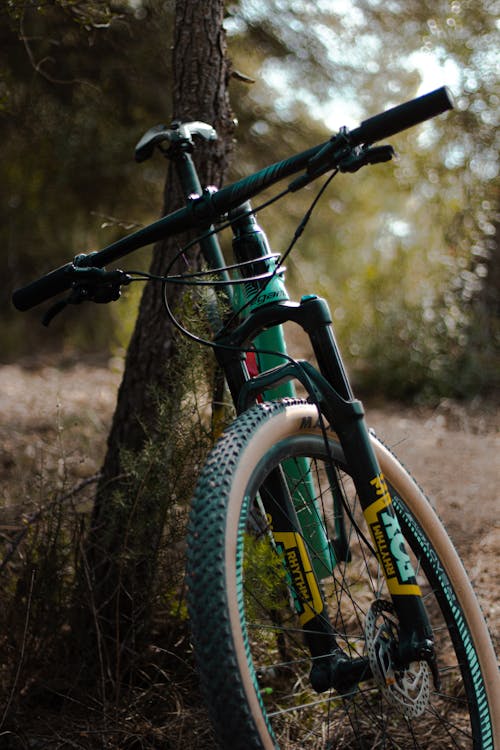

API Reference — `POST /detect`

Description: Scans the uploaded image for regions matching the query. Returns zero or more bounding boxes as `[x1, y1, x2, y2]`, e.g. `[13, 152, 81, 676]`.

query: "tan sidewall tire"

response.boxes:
[224, 401, 499, 749]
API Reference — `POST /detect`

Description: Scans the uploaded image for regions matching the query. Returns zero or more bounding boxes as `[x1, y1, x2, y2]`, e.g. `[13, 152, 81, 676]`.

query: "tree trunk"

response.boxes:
[79, 0, 234, 685]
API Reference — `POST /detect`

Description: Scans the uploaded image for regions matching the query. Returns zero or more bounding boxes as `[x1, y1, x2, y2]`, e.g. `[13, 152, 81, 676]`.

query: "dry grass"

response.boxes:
[0, 359, 498, 748]
[0, 357, 220, 748]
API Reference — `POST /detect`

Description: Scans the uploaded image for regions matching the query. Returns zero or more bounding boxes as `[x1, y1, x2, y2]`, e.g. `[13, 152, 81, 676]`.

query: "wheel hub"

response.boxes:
[366, 599, 431, 718]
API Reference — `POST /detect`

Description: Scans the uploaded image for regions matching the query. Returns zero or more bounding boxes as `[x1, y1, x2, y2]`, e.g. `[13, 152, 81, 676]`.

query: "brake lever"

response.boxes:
[42, 299, 69, 327]
[338, 144, 395, 173]
[289, 140, 395, 191]
[41, 269, 132, 326]
[42, 285, 89, 327]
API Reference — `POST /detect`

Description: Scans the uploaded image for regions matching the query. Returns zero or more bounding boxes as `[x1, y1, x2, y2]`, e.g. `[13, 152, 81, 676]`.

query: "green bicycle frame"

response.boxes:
[159, 140, 434, 665]
[11, 87, 457, 677]
[230, 206, 335, 580]
[13, 98, 451, 674]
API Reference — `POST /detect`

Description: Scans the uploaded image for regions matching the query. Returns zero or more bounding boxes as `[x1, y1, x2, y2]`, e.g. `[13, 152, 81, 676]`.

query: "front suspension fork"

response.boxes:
[261, 408, 437, 693]
[218, 296, 436, 690]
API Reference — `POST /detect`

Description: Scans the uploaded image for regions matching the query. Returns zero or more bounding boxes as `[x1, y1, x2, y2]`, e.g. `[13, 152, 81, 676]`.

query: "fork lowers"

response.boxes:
[308, 636, 438, 696]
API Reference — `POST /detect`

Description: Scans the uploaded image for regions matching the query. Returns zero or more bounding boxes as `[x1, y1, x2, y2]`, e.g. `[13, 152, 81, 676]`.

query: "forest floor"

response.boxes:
[1, 357, 498, 637]
[0, 357, 498, 744]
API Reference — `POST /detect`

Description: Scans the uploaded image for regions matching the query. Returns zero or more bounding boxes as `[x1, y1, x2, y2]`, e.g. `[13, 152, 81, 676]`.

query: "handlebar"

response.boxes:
[296, 86, 453, 186]
[351, 86, 453, 146]
[13, 261, 76, 312]
[12, 87, 453, 312]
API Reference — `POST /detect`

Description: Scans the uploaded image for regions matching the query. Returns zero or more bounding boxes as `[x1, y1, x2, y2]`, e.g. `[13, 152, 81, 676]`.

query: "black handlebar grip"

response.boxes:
[12, 262, 76, 311]
[350, 86, 454, 146]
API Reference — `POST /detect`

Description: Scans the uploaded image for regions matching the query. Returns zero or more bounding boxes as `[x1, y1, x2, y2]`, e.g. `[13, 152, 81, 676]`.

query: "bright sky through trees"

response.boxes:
[224, 1, 463, 129]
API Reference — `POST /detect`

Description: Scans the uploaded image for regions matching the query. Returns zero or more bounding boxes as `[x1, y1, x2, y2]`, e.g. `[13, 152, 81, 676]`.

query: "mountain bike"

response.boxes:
[13, 87, 499, 750]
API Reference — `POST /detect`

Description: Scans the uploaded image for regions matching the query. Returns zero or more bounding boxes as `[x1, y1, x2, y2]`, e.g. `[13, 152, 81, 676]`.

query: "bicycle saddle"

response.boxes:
[135, 121, 217, 162]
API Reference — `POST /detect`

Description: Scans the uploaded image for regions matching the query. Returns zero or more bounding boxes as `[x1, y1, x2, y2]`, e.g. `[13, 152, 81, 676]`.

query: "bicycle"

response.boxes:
[12, 87, 499, 750]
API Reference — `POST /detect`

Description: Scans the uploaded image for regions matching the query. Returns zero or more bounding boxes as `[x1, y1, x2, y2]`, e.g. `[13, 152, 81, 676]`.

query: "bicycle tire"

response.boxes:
[186, 399, 499, 750]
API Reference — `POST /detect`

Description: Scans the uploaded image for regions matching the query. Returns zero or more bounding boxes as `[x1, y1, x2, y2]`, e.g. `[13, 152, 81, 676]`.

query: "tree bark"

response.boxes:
[80, 0, 234, 683]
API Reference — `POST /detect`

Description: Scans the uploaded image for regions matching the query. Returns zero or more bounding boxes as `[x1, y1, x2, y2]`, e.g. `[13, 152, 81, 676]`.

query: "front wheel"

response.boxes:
[186, 400, 499, 750]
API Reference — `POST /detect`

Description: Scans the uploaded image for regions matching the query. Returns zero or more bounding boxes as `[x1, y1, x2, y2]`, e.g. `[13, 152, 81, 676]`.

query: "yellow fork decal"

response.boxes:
[273, 531, 324, 625]
[365, 473, 422, 597]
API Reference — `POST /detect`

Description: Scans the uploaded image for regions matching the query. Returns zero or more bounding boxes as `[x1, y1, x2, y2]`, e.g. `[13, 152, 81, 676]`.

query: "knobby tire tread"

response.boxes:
[186, 399, 498, 750]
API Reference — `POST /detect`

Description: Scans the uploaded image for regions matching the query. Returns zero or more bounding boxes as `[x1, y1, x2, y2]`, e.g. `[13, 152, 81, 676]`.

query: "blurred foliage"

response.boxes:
[2, 0, 173, 355]
[224, 0, 499, 399]
[2, 0, 498, 399]
[0, 312, 217, 741]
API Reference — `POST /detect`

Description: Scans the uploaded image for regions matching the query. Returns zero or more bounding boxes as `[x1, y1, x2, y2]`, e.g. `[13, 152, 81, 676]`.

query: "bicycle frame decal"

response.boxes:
[365, 473, 422, 597]
[273, 531, 324, 625]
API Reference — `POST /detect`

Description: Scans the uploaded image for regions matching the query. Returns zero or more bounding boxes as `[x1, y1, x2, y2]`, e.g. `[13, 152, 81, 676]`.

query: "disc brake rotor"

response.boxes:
[365, 599, 430, 718]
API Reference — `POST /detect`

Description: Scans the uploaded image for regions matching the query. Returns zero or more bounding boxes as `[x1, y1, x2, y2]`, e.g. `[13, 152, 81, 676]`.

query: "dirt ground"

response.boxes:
[0, 359, 498, 652]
